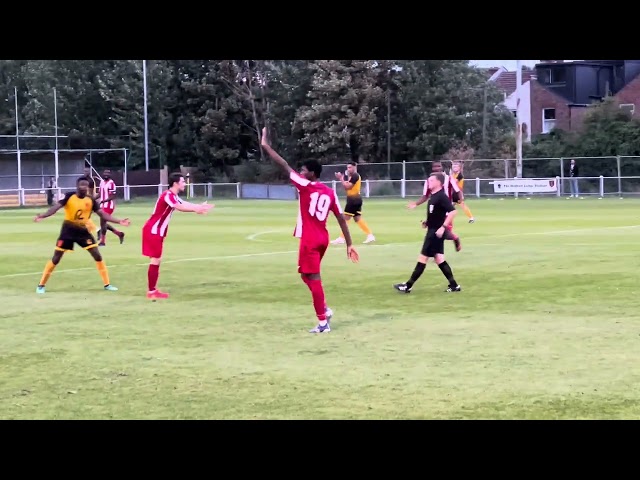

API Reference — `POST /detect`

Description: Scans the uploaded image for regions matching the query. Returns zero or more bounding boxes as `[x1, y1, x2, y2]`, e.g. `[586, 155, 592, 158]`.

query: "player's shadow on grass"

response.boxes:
[297, 349, 332, 356]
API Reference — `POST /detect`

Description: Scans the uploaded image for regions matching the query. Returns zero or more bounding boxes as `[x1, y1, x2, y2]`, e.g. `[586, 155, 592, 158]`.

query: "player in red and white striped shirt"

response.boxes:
[407, 161, 462, 251]
[142, 173, 214, 300]
[260, 127, 359, 333]
[98, 170, 125, 246]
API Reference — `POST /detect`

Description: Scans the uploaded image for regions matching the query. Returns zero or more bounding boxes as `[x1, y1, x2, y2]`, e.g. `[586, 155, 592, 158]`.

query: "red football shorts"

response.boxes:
[102, 206, 114, 215]
[297, 239, 328, 274]
[142, 227, 164, 258]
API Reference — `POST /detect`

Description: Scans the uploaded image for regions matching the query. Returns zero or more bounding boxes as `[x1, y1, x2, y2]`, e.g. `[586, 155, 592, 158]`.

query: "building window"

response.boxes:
[620, 103, 635, 116]
[538, 67, 566, 85]
[550, 68, 567, 84]
[542, 108, 556, 133]
[539, 69, 551, 84]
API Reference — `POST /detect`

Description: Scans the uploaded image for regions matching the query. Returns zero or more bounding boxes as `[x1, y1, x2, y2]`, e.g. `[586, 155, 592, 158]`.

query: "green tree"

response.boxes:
[180, 60, 249, 180]
[395, 60, 514, 161]
[295, 60, 388, 163]
[0, 60, 28, 141]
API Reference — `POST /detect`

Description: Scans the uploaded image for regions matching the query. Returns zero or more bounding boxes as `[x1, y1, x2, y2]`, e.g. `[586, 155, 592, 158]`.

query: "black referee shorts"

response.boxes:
[420, 228, 445, 258]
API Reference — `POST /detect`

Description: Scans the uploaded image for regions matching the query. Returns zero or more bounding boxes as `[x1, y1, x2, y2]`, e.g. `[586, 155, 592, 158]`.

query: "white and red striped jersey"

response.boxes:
[99, 178, 117, 209]
[423, 173, 460, 200]
[290, 171, 342, 242]
[143, 190, 183, 238]
[445, 172, 461, 199]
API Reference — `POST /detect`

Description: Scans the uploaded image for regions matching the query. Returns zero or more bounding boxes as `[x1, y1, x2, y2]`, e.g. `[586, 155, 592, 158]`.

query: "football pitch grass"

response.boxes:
[1, 196, 640, 419]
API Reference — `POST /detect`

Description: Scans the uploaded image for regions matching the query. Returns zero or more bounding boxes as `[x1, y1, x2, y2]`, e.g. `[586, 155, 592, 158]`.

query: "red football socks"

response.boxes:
[148, 264, 159, 292]
[307, 279, 327, 321]
[301, 276, 327, 320]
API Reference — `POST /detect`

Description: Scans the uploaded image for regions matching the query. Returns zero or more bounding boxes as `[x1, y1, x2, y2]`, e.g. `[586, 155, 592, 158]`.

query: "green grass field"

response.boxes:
[1, 196, 640, 419]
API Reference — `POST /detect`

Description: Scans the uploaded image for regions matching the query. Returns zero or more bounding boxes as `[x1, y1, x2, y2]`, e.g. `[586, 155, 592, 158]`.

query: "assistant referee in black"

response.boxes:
[394, 172, 461, 293]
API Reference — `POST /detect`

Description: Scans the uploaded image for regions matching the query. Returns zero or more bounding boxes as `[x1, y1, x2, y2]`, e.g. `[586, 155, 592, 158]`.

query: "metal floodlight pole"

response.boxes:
[515, 60, 523, 178]
[54, 87, 59, 186]
[123, 148, 128, 187]
[143, 60, 149, 172]
[14, 87, 22, 199]
[123, 148, 129, 202]
[387, 88, 391, 163]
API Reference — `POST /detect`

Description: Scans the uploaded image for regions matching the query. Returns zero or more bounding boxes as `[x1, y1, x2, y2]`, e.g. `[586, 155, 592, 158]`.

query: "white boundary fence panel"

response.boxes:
[2, 156, 640, 207]
[0, 176, 624, 208]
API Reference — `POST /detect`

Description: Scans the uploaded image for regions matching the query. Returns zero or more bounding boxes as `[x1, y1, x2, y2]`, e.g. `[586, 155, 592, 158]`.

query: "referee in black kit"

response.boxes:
[394, 172, 461, 293]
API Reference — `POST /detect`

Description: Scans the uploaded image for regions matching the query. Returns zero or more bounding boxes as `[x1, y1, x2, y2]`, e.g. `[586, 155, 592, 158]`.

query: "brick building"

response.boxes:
[483, 60, 640, 141]
[530, 60, 640, 138]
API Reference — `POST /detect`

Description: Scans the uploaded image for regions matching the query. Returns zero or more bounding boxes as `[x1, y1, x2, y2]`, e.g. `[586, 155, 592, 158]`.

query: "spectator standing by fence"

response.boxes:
[569, 159, 580, 198]
[46, 177, 56, 206]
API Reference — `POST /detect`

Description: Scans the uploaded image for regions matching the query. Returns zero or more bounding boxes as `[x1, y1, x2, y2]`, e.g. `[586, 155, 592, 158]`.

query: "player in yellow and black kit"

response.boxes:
[331, 161, 375, 244]
[450, 162, 474, 223]
[33, 176, 131, 294]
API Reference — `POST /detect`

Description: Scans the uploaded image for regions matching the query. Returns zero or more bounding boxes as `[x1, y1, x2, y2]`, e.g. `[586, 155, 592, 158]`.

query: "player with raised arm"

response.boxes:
[450, 162, 474, 223]
[33, 177, 131, 294]
[331, 161, 375, 244]
[142, 172, 214, 300]
[260, 127, 359, 333]
[98, 169, 125, 246]
[82, 167, 99, 197]
[394, 172, 461, 293]
[407, 161, 462, 252]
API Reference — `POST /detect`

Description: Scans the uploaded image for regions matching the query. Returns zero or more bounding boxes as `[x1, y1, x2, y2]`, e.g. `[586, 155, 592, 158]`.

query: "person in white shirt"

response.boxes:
[98, 169, 125, 246]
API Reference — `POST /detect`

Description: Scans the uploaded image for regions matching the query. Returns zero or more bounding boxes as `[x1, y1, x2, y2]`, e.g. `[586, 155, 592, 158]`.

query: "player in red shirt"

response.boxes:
[260, 127, 359, 333]
[407, 161, 462, 251]
[98, 169, 125, 246]
[142, 172, 214, 300]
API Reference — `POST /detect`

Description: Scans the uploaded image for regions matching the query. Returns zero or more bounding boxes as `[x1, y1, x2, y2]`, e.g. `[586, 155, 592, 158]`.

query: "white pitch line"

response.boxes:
[245, 230, 284, 242]
[0, 243, 411, 280]
[485, 224, 640, 239]
[0, 249, 300, 279]
[1, 224, 638, 280]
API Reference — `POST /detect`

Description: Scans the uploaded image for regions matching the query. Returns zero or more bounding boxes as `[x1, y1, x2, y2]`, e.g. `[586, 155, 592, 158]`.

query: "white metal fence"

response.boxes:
[2, 157, 640, 207]
[0, 176, 627, 208]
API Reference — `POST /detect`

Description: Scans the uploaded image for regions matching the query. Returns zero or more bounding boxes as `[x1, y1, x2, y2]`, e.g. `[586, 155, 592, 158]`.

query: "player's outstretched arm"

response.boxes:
[408, 195, 429, 209]
[34, 203, 63, 221]
[335, 213, 359, 263]
[173, 201, 214, 214]
[260, 127, 293, 174]
[97, 209, 131, 227]
[162, 190, 213, 215]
